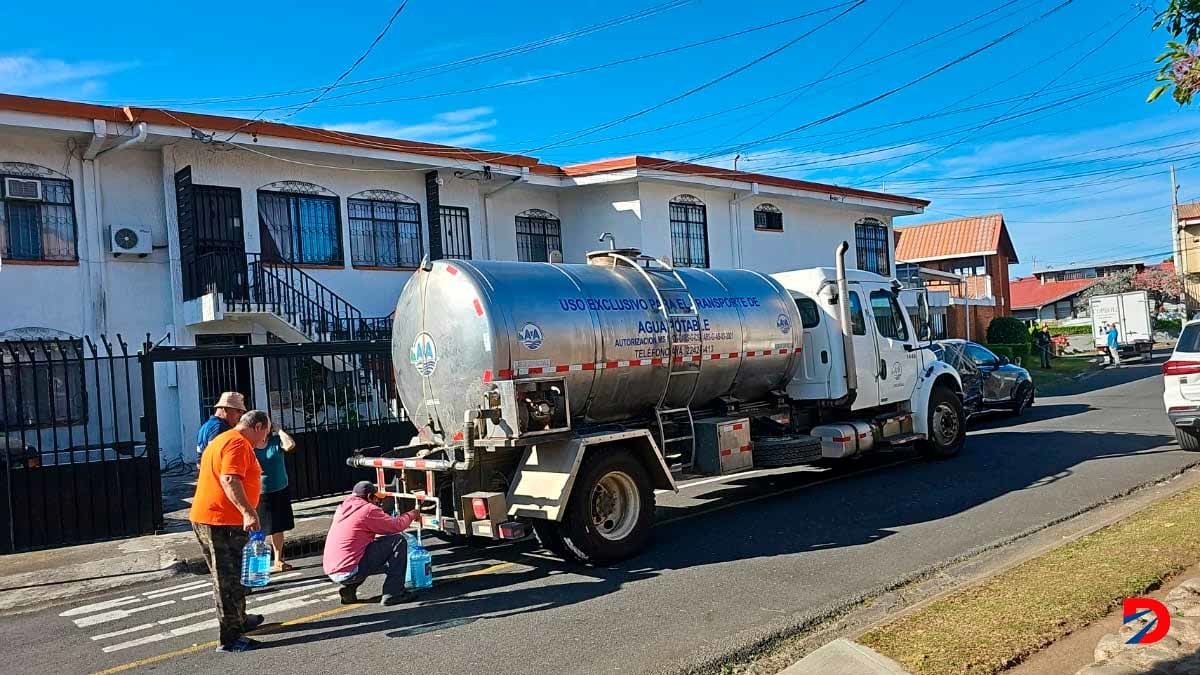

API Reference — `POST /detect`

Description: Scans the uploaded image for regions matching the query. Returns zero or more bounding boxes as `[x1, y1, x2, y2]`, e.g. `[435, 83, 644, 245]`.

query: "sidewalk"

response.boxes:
[0, 491, 343, 615]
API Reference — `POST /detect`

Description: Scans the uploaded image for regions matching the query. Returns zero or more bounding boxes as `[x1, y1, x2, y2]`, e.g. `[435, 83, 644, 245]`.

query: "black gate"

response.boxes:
[0, 336, 160, 553]
[144, 340, 412, 502]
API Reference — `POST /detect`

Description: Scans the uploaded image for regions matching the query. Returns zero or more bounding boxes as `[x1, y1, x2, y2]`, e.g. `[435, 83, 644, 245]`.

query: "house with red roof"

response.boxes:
[894, 214, 1019, 339]
[1010, 276, 1098, 322]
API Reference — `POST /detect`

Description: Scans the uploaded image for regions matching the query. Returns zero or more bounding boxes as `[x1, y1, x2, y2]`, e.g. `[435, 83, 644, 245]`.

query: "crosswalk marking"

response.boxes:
[91, 624, 156, 641]
[144, 581, 210, 599]
[74, 601, 176, 628]
[60, 597, 140, 618]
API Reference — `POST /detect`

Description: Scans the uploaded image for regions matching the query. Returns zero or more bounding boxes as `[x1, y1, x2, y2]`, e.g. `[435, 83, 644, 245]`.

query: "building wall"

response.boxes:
[946, 304, 1000, 342]
[557, 182, 642, 262]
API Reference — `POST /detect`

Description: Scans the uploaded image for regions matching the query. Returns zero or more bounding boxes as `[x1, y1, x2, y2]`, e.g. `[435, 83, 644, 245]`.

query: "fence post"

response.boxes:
[140, 336, 165, 532]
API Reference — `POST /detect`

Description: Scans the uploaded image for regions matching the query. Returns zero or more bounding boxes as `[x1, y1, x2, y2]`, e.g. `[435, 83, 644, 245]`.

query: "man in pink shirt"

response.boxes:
[323, 481, 421, 606]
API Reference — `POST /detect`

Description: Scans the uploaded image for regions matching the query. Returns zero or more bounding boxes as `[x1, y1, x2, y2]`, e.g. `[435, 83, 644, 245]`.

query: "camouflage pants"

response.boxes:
[192, 523, 249, 646]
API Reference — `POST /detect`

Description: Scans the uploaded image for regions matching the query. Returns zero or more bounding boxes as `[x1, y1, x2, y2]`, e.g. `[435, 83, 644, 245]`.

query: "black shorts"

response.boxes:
[256, 486, 295, 535]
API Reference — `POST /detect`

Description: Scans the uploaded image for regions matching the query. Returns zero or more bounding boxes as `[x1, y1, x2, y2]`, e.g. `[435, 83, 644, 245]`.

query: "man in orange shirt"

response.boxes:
[190, 409, 271, 653]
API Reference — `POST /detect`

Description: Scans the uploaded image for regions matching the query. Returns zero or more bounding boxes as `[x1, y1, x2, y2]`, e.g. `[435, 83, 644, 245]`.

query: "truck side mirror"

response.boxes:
[917, 292, 932, 341]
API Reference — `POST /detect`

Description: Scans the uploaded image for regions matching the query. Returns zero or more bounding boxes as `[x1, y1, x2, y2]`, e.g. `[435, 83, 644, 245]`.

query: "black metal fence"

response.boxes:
[0, 336, 160, 553]
[146, 340, 412, 502]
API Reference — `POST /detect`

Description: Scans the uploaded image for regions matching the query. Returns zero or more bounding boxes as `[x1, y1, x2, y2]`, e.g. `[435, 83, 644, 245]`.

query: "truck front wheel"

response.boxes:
[558, 449, 654, 565]
[919, 386, 966, 459]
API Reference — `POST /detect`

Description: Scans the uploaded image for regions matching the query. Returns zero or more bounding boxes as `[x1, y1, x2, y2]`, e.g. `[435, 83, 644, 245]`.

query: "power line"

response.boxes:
[864, 8, 1143, 183]
[104, 0, 697, 108]
[661, 0, 1077, 170]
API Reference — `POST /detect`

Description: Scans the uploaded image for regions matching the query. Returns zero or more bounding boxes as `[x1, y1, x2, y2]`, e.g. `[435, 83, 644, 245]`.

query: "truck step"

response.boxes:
[882, 433, 924, 446]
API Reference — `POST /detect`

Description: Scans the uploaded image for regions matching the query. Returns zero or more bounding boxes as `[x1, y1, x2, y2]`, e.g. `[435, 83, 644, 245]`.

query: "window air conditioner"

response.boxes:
[4, 177, 43, 201]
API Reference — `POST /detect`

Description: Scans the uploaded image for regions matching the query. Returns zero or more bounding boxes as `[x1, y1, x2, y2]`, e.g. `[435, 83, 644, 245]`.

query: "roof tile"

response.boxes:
[1009, 276, 1097, 310]
[894, 214, 1017, 263]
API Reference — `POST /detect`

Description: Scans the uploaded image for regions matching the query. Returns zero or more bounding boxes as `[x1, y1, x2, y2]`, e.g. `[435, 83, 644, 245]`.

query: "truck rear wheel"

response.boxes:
[530, 520, 569, 557]
[919, 386, 965, 459]
[558, 449, 654, 565]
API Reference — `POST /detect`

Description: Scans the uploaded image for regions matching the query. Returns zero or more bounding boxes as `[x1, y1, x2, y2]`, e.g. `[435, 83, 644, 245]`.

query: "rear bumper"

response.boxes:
[1168, 408, 1200, 428]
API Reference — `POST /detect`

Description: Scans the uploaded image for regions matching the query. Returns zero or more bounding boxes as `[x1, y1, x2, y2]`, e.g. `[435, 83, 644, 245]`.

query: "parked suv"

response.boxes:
[1163, 319, 1200, 450]
[932, 340, 1035, 417]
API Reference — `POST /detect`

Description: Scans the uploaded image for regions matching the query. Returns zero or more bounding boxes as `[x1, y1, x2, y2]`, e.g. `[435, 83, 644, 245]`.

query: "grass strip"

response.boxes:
[858, 483, 1200, 675]
[1027, 355, 1098, 396]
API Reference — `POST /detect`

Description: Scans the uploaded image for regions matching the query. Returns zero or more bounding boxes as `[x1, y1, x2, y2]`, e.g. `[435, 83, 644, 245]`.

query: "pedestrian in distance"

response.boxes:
[190, 410, 271, 653]
[323, 481, 422, 607]
[196, 392, 247, 459]
[255, 424, 298, 573]
[1106, 322, 1122, 367]
[1036, 326, 1053, 369]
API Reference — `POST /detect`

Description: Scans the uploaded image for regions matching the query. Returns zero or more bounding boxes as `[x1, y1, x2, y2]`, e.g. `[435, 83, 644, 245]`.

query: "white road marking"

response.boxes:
[144, 581, 210, 599]
[74, 600, 176, 628]
[179, 591, 211, 601]
[248, 580, 331, 604]
[102, 589, 332, 653]
[59, 596, 140, 617]
[91, 623, 156, 641]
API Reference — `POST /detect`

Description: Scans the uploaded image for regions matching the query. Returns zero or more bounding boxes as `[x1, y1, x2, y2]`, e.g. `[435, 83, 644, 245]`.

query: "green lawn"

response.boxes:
[1024, 354, 1100, 396]
[859, 483, 1200, 675]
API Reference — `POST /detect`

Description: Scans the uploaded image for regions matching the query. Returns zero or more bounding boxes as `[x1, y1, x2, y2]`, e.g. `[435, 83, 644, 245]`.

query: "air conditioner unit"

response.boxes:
[4, 177, 42, 201]
[111, 225, 153, 257]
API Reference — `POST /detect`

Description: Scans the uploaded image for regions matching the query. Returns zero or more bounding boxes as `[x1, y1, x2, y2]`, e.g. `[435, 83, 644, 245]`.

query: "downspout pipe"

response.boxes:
[481, 172, 524, 260]
[835, 241, 857, 394]
[727, 182, 759, 268]
[94, 122, 148, 158]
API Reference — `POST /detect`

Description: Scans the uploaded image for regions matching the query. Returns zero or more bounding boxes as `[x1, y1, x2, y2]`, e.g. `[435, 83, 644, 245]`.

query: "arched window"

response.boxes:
[0, 162, 77, 262]
[515, 209, 562, 262]
[669, 194, 709, 268]
[257, 181, 341, 264]
[753, 203, 783, 232]
[854, 217, 890, 276]
[0, 330, 86, 427]
[347, 190, 422, 268]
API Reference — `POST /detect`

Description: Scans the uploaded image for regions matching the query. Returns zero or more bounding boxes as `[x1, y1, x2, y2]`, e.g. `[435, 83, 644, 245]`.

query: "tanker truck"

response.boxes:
[347, 241, 965, 564]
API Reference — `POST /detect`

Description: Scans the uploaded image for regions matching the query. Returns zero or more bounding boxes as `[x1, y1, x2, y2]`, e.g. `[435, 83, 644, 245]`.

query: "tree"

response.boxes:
[1080, 269, 1135, 301]
[1149, 0, 1200, 104]
[1134, 267, 1183, 302]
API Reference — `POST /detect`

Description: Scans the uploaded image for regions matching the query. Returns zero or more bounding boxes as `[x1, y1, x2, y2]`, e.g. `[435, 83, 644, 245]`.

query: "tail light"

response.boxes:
[471, 497, 488, 520]
[1164, 360, 1200, 376]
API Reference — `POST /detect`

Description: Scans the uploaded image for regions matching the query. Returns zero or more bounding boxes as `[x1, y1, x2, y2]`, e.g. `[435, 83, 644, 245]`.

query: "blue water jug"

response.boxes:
[240, 531, 272, 588]
[405, 532, 433, 590]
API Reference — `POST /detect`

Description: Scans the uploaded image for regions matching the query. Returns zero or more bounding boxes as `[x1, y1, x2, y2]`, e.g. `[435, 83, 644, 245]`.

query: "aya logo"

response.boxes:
[1123, 597, 1171, 644]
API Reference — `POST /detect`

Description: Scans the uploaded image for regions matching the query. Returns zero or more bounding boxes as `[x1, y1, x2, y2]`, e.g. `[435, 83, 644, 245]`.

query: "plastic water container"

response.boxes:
[405, 533, 433, 590]
[240, 531, 272, 588]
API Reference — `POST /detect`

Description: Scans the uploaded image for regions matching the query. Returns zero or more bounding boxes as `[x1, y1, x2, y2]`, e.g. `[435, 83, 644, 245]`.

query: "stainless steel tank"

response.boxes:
[392, 251, 803, 438]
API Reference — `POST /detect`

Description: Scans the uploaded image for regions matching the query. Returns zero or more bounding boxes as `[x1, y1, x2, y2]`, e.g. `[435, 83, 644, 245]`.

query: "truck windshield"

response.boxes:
[869, 290, 909, 341]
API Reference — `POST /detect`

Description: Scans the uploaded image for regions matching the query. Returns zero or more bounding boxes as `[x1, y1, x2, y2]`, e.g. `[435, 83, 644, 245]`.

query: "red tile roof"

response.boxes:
[1179, 202, 1200, 221]
[1009, 276, 1097, 310]
[894, 213, 1018, 263]
[1148, 260, 1176, 274]
[0, 95, 929, 209]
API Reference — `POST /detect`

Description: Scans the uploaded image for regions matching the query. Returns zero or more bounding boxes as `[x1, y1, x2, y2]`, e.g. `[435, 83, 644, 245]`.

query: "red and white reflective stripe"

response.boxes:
[739, 444, 751, 453]
[491, 348, 796, 380]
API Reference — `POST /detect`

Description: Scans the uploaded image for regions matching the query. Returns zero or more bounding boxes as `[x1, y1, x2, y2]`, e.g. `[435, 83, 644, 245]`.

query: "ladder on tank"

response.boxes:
[607, 253, 704, 471]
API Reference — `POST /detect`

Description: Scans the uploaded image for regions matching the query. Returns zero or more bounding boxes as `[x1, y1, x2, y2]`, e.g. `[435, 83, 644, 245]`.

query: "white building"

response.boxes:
[0, 93, 927, 465]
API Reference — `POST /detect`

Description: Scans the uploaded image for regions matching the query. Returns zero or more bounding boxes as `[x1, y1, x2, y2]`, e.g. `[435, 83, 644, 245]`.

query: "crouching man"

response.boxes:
[323, 481, 421, 606]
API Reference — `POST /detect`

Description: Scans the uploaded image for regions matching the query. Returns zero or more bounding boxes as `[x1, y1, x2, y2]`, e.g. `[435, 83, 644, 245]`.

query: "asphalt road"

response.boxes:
[3, 354, 1195, 675]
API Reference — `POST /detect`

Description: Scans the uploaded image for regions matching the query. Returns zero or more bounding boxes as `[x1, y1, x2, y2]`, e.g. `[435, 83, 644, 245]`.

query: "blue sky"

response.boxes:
[1, 0, 1193, 275]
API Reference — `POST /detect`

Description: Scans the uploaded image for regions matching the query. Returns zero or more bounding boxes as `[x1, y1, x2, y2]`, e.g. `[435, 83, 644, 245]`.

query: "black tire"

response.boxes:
[919, 386, 966, 459]
[753, 436, 823, 468]
[558, 449, 654, 565]
[530, 519, 569, 557]
[1176, 427, 1200, 451]
[1007, 383, 1034, 416]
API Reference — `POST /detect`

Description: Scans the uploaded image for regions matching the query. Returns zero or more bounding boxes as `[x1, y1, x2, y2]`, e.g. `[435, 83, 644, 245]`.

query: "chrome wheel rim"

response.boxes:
[932, 402, 961, 446]
[590, 470, 639, 541]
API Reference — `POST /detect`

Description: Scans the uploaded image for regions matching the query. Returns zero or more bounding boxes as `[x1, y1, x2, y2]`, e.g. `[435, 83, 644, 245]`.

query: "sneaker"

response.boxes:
[215, 637, 260, 653]
[243, 614, 265, 631]
[381, 591, 415, 606]
[339, 585, 360, 605]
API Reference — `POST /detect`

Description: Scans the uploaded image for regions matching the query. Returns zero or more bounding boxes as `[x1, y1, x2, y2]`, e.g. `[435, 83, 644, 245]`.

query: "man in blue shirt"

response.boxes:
[1105, 323, 1121, 367]
[196, 392, 247, 458]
